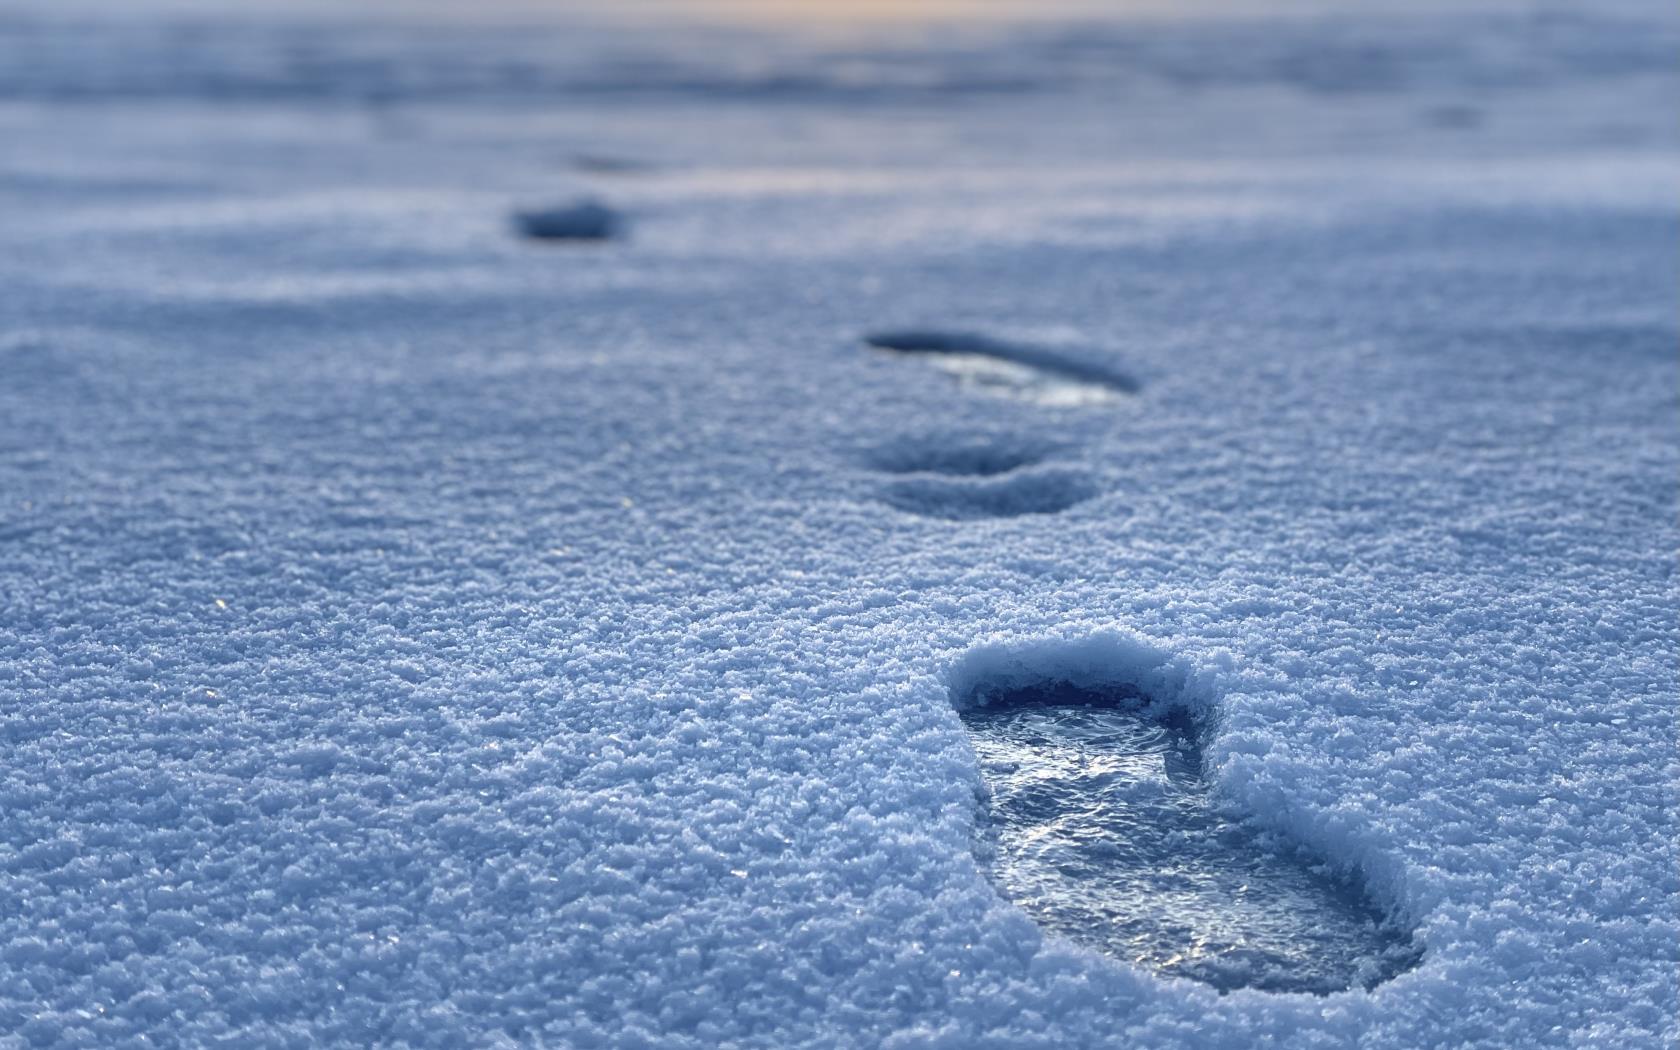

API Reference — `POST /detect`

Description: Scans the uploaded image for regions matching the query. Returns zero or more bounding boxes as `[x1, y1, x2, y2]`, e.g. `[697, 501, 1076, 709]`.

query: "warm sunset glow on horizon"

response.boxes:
[593, 0, 1549, 26]
[15, 0, 1595, 26]
[700, 0, 1081, 21]
[676, 0, 1173, 25]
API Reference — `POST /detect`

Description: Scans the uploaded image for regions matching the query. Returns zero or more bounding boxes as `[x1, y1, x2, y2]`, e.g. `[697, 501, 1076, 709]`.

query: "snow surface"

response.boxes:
[0, 3, 1676, 1047]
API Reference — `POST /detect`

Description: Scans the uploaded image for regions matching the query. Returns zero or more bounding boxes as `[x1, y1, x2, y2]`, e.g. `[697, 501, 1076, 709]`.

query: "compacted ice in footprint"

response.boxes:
[959, 680, 1421, 995]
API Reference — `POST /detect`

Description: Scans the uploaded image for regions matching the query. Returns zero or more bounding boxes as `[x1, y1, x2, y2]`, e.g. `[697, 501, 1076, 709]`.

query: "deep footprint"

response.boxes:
[957, 675, 1421, 995]
[864, 330, 1138, 407]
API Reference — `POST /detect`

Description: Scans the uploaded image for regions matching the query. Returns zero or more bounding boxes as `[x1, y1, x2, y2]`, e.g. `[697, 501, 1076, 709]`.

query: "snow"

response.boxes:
[0, 2, 1676, 1047]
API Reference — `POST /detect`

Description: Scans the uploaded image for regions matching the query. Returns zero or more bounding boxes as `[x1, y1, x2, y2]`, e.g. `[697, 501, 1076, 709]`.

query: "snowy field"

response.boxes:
[0, 1, 1676, 1047]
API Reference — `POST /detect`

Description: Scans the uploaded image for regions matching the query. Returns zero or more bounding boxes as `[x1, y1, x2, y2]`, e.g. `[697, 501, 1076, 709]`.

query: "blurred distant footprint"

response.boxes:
[866, 439, 1098, 521]
[571, 153, 658, 175]
[864, 330, 1138, 407]
[513, 199, 622, 242]
[954, 654, 1422, 995]
[857, 328, 1130, 519]
[882, 467, 1099, 522]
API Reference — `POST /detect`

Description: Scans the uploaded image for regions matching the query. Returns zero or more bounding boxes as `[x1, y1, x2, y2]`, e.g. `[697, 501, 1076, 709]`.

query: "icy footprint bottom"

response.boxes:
[961, 683, 1421, 995]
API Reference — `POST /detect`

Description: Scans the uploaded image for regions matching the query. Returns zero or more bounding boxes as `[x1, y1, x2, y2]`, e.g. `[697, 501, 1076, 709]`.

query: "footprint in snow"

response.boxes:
[513, 199, 622, 242]
[862, 436, 1098, 521]
[571, 153, 658, 175]
[881, 467, 1098, 522]
[864, 437, 1049, 478]
[864, 329, 1138, 408]
[952, 640, 1422, 995]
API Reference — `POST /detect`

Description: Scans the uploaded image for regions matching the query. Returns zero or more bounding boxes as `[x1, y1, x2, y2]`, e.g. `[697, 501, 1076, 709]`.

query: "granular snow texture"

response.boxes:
[0, 4, 1676, 1048]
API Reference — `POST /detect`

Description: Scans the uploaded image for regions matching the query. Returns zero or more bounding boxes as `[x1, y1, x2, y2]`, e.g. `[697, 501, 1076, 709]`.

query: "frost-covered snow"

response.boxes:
[0, 3, 1676, 1047]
